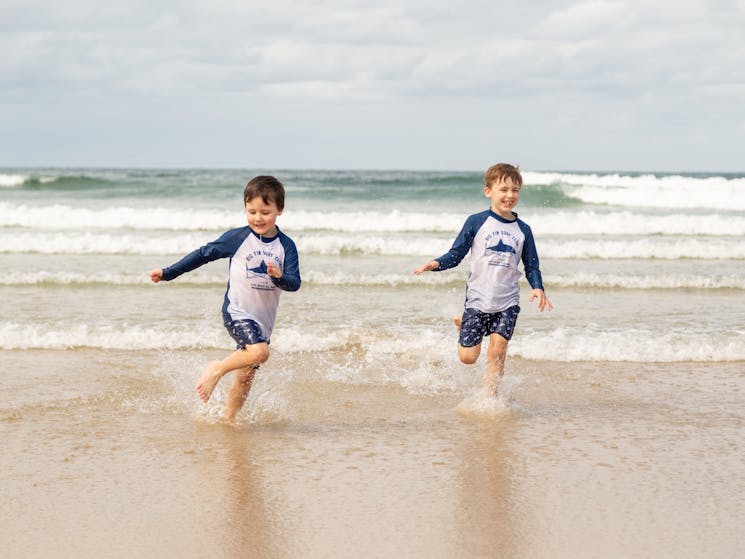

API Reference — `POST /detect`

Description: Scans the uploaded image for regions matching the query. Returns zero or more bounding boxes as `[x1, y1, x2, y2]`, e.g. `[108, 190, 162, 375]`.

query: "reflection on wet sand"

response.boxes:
[454, 418, 524, 558]
[192, 425, 287, 558]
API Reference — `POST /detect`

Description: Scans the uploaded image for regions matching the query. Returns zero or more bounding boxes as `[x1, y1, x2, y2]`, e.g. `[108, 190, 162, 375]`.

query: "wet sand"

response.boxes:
[2, 349, 744, 558]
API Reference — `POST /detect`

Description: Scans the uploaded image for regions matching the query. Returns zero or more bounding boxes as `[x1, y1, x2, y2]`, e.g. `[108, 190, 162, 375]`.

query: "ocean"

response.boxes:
[2, 167, 744, 558]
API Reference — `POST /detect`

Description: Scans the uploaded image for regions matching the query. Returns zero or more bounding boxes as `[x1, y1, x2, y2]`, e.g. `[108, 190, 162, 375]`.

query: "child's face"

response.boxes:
[245, 197, 282, 236]
[484, 177, 521, 218]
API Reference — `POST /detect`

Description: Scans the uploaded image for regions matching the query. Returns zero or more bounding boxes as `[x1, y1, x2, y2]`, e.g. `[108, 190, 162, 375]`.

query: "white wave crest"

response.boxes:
[0, 270, 224, 286]
[3, 229, 744, 260]
[3, 320, 743, 363]
[523, 172, 745, 211]
[531, 210, 745, 237]
[1, 268, 741, 290]
[548, 272, 745, 290]
[0, 231, 219, 255]
[6, 201, 745, 240]
[0, 174, 28, 187]
[287, 210, 463, 232]
[540, 237, 745, 260]
[0, 202, 241, 231]
[0, 203, 465, 233]
[511, 327, 745, 362]
[0, 321, 226, 350]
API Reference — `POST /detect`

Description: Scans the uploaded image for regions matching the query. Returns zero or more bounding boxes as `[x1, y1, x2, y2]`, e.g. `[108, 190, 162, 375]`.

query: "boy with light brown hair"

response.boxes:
[414, 163, 552, 397]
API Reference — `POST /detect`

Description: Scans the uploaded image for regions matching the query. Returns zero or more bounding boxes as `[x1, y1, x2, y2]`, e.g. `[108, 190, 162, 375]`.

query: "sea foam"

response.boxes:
[0, 174, 28, 187]
[524, 172, 745, 211]
[5, 202, 745, 237]
[3, 229, 743, 260]
[1, 269, 743, 290]
[2, 320, 743, 362]
[511, 327, 745, 362]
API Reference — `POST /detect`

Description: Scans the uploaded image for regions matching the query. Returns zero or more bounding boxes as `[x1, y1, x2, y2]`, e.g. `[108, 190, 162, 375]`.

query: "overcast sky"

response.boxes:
[2, 0, 744, 171]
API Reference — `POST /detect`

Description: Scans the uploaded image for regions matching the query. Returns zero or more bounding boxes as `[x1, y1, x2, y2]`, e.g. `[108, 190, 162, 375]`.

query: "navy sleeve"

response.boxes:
[518, 220, 544, 291]
[161, 228, 245, 281]
[434, 213, 484, 271]
[271, 233, 301, 292]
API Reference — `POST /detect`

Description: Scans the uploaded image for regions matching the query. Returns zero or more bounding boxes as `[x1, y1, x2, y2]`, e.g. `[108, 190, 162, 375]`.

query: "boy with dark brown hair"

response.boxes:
[150, 175, 301, 422]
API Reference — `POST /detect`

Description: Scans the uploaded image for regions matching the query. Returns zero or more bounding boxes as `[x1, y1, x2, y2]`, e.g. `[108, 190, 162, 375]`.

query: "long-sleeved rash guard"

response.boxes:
[162, 226, 300, 341]
[434, 209, 544, 313]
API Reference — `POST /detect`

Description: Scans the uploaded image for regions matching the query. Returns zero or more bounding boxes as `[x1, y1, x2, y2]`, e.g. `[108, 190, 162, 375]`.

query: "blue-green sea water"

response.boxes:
[2, 167, 744, 359]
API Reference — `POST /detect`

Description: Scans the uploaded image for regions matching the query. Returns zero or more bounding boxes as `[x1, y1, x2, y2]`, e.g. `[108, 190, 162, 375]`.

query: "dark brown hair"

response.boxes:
[244, 175, 285, 210]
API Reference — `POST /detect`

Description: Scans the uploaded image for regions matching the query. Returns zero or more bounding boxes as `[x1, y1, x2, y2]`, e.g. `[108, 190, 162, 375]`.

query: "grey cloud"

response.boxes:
[1, 0, 744, 170]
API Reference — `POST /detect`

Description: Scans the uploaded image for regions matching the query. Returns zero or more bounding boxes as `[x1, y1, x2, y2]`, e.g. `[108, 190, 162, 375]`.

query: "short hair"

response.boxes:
[244, 175, 285, 210]
[484, 163, 522, 188]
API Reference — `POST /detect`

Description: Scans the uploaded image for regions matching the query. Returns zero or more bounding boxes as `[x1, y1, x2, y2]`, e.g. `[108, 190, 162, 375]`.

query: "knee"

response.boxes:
[255, 346, 270, 364]
[246, 343, 270, 364]
[458, 347, 479, 365]
[460, 354, 478, 365]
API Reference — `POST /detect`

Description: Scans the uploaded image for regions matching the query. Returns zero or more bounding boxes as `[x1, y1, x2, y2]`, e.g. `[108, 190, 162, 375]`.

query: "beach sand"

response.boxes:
[3, 348, 744, 558]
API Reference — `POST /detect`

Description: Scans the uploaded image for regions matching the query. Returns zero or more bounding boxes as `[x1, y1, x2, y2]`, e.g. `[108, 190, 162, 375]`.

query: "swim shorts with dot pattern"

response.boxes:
[224, 318, 268, 349]
[458, 305, 520, 347]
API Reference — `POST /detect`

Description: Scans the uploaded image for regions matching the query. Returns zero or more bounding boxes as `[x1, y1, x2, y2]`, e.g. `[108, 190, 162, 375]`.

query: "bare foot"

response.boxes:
[483, 375, 503, 398]
[453, 316, 462, 331]
[218, 417, 240, 429]
[196, 361, 222, 403]
[483, 382, 501, 399]
[456, 393, 507, 419]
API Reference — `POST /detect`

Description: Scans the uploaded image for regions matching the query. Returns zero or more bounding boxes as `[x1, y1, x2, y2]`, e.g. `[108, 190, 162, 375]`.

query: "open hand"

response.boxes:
[413, 260, 439, 275]
[529, 288, 553, 312]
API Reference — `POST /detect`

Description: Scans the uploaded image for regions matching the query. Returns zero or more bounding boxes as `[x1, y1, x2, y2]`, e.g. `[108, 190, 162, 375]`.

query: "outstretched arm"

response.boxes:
[414, 214, 481, 275]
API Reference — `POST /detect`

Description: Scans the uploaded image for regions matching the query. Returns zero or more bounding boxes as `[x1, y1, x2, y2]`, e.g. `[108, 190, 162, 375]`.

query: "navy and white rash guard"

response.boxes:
[162, 226, 300, 340]
[434, 209, 544, 313]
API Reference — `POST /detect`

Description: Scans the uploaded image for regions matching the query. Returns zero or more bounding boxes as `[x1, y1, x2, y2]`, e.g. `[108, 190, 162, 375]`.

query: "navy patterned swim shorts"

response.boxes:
[224, 318, 268, 349]
[458, 305, 521, 347]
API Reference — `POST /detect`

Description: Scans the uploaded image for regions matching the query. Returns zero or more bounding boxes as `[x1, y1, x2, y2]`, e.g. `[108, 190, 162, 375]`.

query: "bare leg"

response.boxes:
[484, 333, 508, 397]
[223, 366, 258, 423]
[454, 315, 482, 365]
[196, 343, 269, 403]
[454, 314, 508, 397]
[457, 343, 480, 365]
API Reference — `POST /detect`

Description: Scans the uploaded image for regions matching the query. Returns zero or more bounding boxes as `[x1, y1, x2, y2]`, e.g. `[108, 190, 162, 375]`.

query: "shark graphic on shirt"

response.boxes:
[486, 239, 516, 255]
[246, 259, 268, 276]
